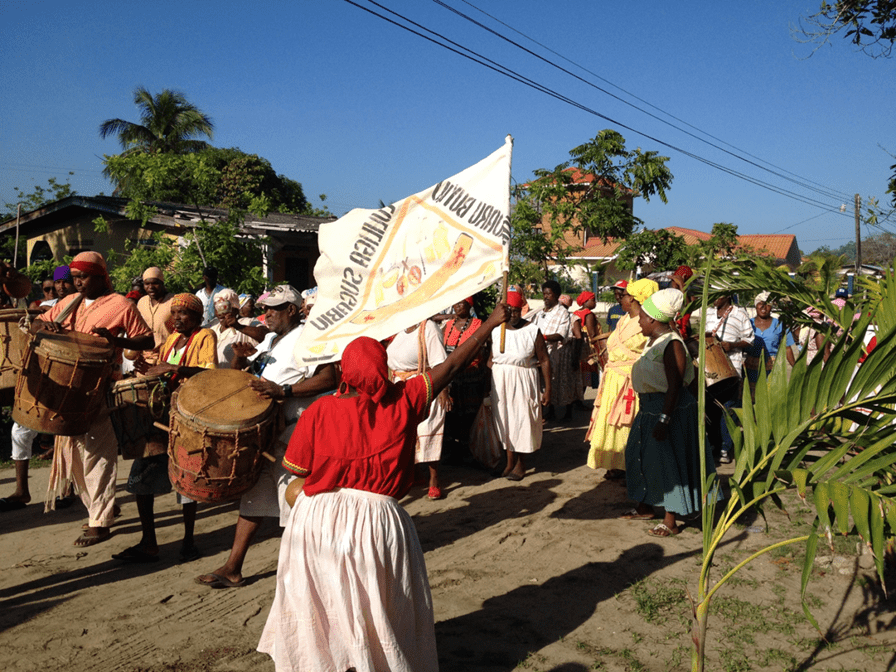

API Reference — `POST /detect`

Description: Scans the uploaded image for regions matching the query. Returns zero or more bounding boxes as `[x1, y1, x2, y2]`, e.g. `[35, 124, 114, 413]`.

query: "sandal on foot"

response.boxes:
[112, 545, 159, 563]
[194, 573, 245, 588]
[647, 523, 680, 537]
[74, 528, 112, 547]
[505, 472, 524, 482]
[427, 486, 443, 500]
[0, 497, 28, 512]
[618, 508, 655, 520]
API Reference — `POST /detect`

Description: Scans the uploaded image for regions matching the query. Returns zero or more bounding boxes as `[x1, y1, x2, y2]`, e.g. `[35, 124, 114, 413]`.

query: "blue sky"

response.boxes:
[1, 1, 892, 253]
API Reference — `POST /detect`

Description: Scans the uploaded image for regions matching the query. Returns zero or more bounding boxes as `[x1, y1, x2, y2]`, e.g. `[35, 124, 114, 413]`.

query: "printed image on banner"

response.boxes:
[295, 137, 512, 366]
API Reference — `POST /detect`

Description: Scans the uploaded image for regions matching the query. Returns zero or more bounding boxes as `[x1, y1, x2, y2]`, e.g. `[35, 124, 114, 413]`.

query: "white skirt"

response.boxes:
[491, 364, 543, 454]
[258, 488, 438, 672]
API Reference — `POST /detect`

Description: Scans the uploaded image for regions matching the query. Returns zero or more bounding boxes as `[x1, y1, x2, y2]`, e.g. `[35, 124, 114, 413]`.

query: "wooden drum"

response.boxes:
[108, 374, 170, 414]
[108, 375, 171, 460]
[12, 330, 115, 435]
[685, 335, 739, 386]
[168, 369, 278, 504]
[0, 309, 41, 406]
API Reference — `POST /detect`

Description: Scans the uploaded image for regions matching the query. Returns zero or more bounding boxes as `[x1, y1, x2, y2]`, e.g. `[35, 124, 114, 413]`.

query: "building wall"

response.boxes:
[26, 213, 159, 264]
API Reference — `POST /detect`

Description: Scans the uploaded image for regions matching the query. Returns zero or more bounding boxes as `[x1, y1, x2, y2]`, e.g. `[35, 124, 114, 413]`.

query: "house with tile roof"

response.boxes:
[550, 225, 802, 286]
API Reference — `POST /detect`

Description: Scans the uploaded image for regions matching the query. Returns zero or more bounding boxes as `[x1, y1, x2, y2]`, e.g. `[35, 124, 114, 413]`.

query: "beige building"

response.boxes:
[0, 195, 332, 289]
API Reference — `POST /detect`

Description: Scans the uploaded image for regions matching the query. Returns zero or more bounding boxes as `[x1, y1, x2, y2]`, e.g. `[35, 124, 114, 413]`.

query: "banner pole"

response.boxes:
[500, 134, 513, 354]
[500, 271, 508, 352]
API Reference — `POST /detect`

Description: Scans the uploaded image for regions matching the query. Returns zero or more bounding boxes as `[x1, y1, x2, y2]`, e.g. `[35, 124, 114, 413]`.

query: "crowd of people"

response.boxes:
[0, 252, 855, 671]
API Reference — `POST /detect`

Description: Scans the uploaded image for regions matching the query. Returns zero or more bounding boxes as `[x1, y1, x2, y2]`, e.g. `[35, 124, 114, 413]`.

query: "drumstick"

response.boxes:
[261, 451, 277, 463]
[500, 271, 508, 353]
[153, 422, 169, 432]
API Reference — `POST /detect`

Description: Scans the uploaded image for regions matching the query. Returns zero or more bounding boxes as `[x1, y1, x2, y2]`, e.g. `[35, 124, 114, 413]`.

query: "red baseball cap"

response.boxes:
[612, 280, 629, 290]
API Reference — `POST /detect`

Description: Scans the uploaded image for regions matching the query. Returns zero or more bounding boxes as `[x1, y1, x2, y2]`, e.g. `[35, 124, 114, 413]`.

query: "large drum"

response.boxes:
[0, 309, 41, 406]
[168, 368, 278, 504]
[685, 335, 739, 387]
[108, 375, 171, 460]
[12, 329, 115, 435]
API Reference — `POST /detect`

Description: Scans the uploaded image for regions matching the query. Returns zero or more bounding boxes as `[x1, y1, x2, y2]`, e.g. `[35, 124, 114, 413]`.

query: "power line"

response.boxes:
[345, 0, 853, 219]
[451, 0, 853, 203]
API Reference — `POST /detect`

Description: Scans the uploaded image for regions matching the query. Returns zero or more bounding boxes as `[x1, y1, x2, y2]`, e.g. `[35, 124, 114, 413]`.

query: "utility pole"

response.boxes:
[854, 193, 862, 276]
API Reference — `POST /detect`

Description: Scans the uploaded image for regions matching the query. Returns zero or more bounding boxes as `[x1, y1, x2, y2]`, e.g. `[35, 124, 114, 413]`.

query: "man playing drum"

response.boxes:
[195, 285, 339, 588]
[114, 294, 218, 563]
[35, 252, 154, 546]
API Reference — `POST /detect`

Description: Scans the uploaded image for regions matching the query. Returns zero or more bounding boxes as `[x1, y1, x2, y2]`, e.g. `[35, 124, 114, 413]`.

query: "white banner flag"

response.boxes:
[295, 137, 512, 366]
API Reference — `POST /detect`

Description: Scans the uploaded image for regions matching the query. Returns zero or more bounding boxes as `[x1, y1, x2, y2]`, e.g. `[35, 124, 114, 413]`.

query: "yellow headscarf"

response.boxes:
[626, 278, 659, 305]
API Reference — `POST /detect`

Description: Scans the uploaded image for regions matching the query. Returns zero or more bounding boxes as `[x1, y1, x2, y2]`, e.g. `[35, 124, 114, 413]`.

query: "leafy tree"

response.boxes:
[699, 222, 739, 258]
[616, 228, 690, 271]
[1, 176, 76, 265]
[794, 0, 896, 57]
[100, 151, 270, 296]
[510, 129, 673, 284]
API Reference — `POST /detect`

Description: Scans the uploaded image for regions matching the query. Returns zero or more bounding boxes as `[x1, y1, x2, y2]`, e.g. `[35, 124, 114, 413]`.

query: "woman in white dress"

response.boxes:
[386, 319, 449, 499]
[489, 291, 551, 481]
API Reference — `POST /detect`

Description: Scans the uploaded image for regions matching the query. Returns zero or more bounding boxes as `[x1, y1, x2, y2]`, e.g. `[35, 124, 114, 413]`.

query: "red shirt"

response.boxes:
[283, 374, 433, 499]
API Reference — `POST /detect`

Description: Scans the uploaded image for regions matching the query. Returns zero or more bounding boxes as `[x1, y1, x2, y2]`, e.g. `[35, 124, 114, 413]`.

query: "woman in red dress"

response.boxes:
[258, 303, 509, 672]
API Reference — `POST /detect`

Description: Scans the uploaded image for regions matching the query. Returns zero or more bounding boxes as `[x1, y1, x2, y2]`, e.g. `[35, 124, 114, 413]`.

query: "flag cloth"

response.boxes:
[295, 137, 512, 366]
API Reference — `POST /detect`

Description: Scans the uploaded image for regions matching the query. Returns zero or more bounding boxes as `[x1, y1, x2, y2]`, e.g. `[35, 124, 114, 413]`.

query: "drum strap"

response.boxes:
[53, 293, 84, 327]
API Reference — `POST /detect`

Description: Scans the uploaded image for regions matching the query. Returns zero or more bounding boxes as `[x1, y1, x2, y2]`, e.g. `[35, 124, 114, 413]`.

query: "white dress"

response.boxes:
[490, 323, 543, 454]
[386, 322, 447, 463]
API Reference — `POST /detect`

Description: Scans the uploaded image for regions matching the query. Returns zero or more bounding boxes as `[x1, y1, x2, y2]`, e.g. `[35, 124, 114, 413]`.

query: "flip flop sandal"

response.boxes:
[618, 508, 655, 520]
[0, 498, 28, 512]
[427, 486, 443, 500]
[646, 523, 680, 537]
[504, 473, 524, 482]
[194, 573, 246, 588]
[73, 528, 112, 547]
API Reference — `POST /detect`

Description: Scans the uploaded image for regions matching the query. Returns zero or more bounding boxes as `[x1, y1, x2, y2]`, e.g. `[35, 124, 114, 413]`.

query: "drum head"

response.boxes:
[176, 369, 274, 431]
[34, 330, 114, 362]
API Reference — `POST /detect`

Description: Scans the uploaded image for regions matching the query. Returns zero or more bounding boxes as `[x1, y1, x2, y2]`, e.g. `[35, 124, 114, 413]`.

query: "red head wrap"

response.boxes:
[673, 265, 694, 280]
[506, 291, 525, 309]
[463, 296, 474, 306]
[171, 293, 203, 316]
[342, 337, 392, 403]
[125, 290, 142, 300]
[70, 251, 113, 291]
[576, 291, 595, 306]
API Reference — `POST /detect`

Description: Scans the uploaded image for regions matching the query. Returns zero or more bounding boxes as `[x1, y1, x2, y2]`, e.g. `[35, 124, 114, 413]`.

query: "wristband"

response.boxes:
[657, 413, 670, 425]
[282, 384, 293, 398]
[470, 333, 482, 346]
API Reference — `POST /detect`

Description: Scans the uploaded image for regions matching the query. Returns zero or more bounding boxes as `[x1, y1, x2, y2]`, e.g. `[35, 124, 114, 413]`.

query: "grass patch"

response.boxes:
[627, 577, 688, 625]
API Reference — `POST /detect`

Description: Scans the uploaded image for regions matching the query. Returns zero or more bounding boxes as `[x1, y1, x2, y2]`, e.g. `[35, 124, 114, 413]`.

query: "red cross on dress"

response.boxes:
[623, 388, 636, 414]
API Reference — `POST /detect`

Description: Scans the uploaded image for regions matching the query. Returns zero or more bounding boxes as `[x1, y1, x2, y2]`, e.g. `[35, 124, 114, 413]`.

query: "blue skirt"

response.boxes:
[625, 390, 716, 516]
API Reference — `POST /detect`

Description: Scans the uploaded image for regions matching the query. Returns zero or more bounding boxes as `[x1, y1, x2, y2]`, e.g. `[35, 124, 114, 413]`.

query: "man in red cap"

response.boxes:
[606, 280, 628, 331]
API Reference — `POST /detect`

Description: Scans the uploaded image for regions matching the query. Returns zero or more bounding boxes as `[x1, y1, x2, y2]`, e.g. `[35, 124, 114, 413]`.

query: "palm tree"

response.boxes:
[99, 87, 214, 155]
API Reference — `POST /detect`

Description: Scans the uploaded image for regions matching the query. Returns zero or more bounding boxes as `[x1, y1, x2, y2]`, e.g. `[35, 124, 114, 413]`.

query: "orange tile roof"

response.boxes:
[524, 167, 631, 193]
[737, 234, 796, 260]
[569, 227, 797, 261]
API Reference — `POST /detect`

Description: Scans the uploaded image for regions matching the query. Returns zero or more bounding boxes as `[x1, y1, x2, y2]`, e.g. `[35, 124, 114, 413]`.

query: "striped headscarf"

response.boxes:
[171, 293, 203, 316]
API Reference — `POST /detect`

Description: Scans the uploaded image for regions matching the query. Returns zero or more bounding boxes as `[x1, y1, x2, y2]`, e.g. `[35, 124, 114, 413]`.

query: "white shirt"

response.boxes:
[248, 323, 312, 442]
[704, 304, 755, 375]
[195, 284, 226, 326]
